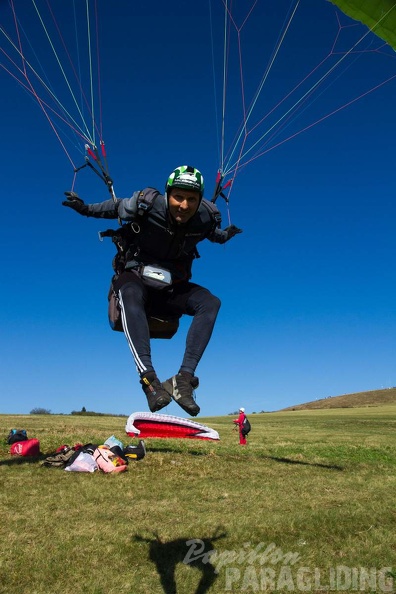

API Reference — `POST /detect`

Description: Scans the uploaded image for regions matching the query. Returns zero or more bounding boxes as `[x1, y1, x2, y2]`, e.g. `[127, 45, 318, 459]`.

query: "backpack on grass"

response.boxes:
[42, 446, 78, 468]
[7, 429, 28, 445]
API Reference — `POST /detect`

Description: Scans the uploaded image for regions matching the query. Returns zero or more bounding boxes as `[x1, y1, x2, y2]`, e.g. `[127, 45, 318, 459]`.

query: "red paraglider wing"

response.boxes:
[125, 412, 220, 441]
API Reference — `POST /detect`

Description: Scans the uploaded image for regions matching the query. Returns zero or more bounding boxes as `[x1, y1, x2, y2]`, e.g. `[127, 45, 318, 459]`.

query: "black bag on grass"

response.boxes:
[7, 429, 28, 445]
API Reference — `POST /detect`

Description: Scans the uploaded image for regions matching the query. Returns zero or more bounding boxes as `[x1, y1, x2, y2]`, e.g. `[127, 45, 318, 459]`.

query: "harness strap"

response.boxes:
[201, 200, 222, 228]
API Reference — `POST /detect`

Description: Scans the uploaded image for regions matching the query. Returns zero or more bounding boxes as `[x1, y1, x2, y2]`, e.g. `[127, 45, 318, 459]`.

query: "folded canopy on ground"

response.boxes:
[125, 412, 220, 441]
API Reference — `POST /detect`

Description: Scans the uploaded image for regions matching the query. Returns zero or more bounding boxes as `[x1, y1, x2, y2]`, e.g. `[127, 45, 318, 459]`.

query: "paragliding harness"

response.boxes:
[241, 416, 251, 437]
[100, 189, 221, 339]
[101, 190, 180, 338]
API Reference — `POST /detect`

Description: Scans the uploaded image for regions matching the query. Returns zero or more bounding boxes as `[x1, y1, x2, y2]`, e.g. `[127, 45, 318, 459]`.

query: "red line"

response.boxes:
[9, 0, 26, 76]
[0, 57, 92, 145]
[239, 1, 258, 32]
[44, 0, 101, 140]
[94, 0, 104, 141]
[7, 1, 75, 167]
[242, 73, 396, 168]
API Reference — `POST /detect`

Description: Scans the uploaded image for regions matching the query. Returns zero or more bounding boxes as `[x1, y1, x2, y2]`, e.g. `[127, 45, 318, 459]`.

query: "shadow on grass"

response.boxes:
[0, 455, 45, 466]
[134, 528, 226, 594]
[0, 452, 344, 471]
[266, 455, 344, 471]
[145, 445, 212, 456]
[130, 444, 346, 469]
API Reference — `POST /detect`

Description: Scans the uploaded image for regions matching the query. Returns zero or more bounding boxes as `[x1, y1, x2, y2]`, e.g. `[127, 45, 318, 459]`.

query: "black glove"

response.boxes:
[62, 191, 89, 216]
[224, 225, 243, 241]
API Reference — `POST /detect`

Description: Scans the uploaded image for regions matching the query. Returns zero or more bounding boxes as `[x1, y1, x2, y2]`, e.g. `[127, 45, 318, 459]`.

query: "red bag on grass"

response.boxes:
[10, 438, 40, 457]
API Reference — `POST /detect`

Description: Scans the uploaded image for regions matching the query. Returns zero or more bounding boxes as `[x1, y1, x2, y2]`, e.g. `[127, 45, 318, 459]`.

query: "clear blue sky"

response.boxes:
[0, 0, 395, 417]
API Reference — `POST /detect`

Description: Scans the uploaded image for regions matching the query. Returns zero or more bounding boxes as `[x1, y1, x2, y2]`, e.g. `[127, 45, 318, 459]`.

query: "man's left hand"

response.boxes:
[225, 225, 243, 241]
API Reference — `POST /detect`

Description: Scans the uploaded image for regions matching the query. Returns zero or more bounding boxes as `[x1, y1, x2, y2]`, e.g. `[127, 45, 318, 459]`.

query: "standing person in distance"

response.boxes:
[233, 407, 247, 445]
[62, 165, 242, 417]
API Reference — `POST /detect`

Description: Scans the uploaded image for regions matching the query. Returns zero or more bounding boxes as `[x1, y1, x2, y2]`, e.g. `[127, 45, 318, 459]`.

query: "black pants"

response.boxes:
[114, 271, 221, 377]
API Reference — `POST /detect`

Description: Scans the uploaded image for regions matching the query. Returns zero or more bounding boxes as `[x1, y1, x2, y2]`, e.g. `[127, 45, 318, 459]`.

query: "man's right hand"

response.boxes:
[62, 191, 89, 216]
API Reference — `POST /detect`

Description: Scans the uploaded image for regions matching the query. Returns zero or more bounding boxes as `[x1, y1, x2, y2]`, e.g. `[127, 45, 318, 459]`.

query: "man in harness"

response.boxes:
[63, 165, 242, 416]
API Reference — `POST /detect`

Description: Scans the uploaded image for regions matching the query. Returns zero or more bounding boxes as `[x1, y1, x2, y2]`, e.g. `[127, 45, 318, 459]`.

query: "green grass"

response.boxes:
[1, 408, 396, 593]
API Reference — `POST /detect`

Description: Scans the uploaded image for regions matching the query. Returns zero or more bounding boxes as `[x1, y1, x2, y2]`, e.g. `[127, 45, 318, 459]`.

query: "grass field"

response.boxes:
[1, 407, 396, 593]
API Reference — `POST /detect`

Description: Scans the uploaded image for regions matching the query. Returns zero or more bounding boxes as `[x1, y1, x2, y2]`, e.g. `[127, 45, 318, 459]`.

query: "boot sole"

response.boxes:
[148, 394, 172, 413]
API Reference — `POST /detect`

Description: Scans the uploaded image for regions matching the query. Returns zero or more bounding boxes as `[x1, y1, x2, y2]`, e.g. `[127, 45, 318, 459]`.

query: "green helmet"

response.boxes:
[166, 165, 204, 197]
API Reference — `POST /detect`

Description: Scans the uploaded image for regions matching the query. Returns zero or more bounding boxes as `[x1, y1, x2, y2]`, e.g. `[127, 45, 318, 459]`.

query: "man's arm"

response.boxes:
[62, 191, 140, 220]
[209, 224, 243, 244]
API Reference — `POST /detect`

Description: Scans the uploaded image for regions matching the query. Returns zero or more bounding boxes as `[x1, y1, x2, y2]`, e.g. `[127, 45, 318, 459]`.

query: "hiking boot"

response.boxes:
[140, 373, 172, 412]
[162, 373, 200, 417]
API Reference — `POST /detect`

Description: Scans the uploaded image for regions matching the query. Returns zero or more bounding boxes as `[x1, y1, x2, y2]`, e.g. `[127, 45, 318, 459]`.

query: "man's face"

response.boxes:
[168, 188, 200, 224]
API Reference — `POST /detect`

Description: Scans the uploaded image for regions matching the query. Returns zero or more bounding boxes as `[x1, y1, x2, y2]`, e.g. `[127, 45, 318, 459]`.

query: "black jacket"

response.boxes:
[87, 188, 229, 281]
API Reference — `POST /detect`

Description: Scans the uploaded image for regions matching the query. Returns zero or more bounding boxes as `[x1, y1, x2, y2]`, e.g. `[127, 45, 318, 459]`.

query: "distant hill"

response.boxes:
[280, 388, 396, 411]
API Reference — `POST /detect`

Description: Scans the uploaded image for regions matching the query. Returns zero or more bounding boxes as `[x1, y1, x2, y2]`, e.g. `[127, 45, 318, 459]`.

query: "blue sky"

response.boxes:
[0, 0, 395, 417]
